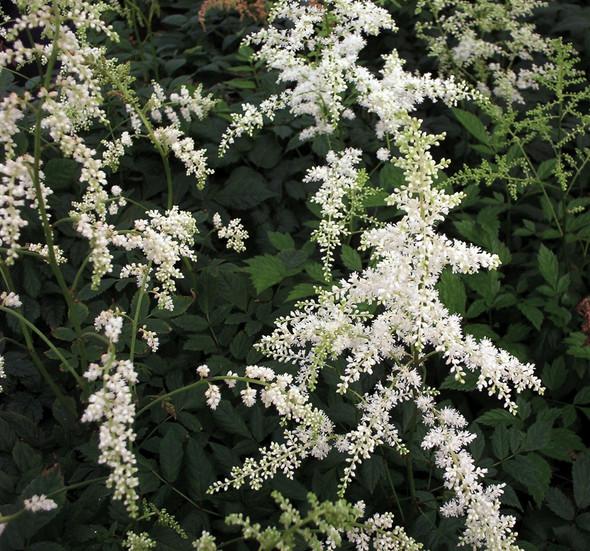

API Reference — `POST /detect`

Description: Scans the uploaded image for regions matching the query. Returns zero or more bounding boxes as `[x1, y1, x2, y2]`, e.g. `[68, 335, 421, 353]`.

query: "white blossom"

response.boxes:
[205, 384, 221, 410]
[1, 291, 22, 308]
[23, 494, 57, 513]
[81, 353, 140, 517]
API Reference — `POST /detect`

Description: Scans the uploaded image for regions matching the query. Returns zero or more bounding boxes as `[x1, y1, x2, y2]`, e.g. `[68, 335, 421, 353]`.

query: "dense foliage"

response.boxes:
[1, 0, 590, 550]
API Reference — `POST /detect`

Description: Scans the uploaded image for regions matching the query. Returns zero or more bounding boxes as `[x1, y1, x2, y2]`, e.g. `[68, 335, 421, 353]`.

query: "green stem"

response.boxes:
[385, 459, 405, 523]
[513, 138, 563, 236]
[136, 376, 270, 417]
[0, 305, 85, 390]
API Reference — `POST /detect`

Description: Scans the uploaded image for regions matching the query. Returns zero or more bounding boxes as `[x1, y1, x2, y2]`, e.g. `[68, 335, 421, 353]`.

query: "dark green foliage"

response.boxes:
[1, 0, 590, 549]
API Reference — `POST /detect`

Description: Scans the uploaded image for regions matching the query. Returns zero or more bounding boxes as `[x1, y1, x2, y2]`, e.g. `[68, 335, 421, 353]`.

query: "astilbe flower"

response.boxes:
[116, 206, 198, 310]
[81, 351, 140, 517]
[212, 212, 249, 252]
[23, 494, 58, 513]
[305, 148, 366, 278]
[211, 0, 542, 547]
[419, 399, 519, 550]
[219, 0, 472, 151]
[415, 0, 554, 103]
[215, 120, 542, 549]
[0, 356, 4, 393]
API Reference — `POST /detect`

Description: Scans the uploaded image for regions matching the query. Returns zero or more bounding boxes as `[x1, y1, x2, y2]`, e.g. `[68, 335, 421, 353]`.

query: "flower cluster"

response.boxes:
[415, 0, 553, 103]
[125, 206, 198, 310]
[94, 309, 125, 343]
[224, 118, 542, 548]
[23, 494, 58, 513]
[420, 400, 519, 550]
[197, 492, 422, 551]
[219, 0, 473, 150]
[0, 356, 4, 393]
[305, 148, 366, 278]
[208, 365, 334, 493]
[123, 531, 156, 551]
[212, 212, 249, 252]
[0, 291, 22, 308]
[347, 512, 424, 551]
[81, 353, 140, 517]
[0, 1, 214, 289]
[209, 1, 545, 545]
[0, 153, 52, 264]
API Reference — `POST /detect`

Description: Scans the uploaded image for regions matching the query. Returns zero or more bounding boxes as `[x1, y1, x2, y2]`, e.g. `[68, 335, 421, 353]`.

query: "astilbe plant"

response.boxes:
[202, 0, 545, 549]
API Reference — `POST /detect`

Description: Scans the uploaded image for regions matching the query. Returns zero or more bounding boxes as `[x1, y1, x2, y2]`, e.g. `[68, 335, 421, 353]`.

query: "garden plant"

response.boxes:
[0, 0, 590, 549]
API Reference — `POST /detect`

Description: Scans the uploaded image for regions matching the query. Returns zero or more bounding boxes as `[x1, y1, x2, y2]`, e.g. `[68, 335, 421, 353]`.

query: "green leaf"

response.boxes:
[518, 302, 544, 331]
[437, 268, 466, 316]
[248, 134, 282, 168]
[216, 167, 275, 210]
[573, 453, 590, 508]
[286, 283, 317, 301]
[521, 421, 552, 452]
[209, 442, 240, 472]
[52, 396, 78, 429]
[51, 327, 77, 341]
[565, 333, 590, 359]
[69, 300, 89, 324]
[184, 334, 217, 354]
[171, 315, 209, 332]
[229, 331, 252, 360]
[546, 487, 575, 521]
[76, 278, 118, 301]
[159, 431, 183, 483]
[0, 67, 15, 90]
[12, 441, 42, 473]
[268, 231, 295, 251]
[212, 402, 252, 439]
[491, 425, 510, 460]
[452, 107, 490, 145]
[538, 244, 558, 288]
[537, 158, 557, 181]
[360, 455, 386, 493]
[225, 79, 257, 89]
[176, 411, 202, 433]
[471, 144, 494, 155]
[305, 262, 327, 283]
[379, 163, 406, 190]
[574, 386, 590, 405]
[505, 454, 551, 507]
[45, 158, 80, 190]
[165, 58, 186, 75]
[340, 244, 363, 272]
[576, 512, 590, 532]
[465, 323, 499, 341]
[22, 258, 42, 298]
[477, 408, 522, 428]
[185, 438, 215, 500]
[243, 254, 286, 293]
[162, 14, 187, 25]
[541, 427, 582, 462]
[542, 358, 567, 391]
[278, 249, 307, 271]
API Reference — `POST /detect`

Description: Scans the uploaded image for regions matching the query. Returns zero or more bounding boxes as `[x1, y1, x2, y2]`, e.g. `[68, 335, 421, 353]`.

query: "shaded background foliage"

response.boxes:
[1, 0, 590, 549]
